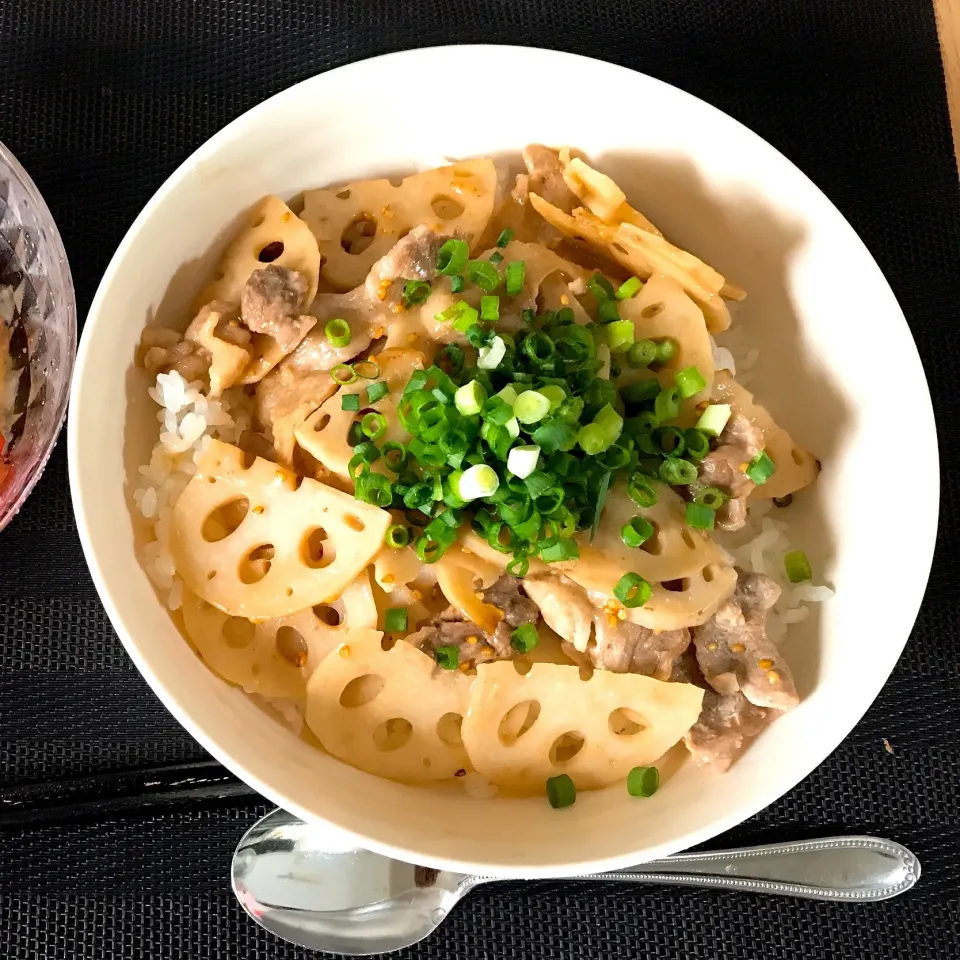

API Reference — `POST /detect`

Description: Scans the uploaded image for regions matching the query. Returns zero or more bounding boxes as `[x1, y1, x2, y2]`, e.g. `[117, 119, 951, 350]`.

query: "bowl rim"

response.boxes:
[0, 136, 77, 530]
[69, 44, 939, 876]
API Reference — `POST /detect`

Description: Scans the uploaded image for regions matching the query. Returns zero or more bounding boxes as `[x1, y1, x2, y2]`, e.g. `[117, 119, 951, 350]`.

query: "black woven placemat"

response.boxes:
[1, 1, 958, 957]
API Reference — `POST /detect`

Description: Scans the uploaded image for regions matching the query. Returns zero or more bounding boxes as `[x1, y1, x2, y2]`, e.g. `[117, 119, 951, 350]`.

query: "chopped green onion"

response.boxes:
[539, 539, 579, 562]
[481, 395, 514, 426]
[784, 549, 813, 583]
[538, 385, 566, 410]
[384, 525, 410, 549]
[675, 365, 706, 399]
[507, 444, 541, 479]
[605, 319, 635, 354]
[341, 392, 360, 412]
[489, 251, 504, 266]
[696, 403, 732, 437]
[347, 421, 365, 447]
[365, 381, 389, 404]
[435, 645, 459, 669]
[353, 359, 380, 380]
[496, 384, 519, 407]
[458, 464, 500, 501]
[451, 302, 480, 333]
[654, 384, 682, 423]
[614, 572, 652, 608]
[450, 274, 465, 293]
[477, 335, 506, 370]
[514, 390, 551, 425]
[546, 773, 576, 809]
[590, 470, 612, 541]
[627, 339, 657, 368]
[746, 450, 776, 485]
[361, 411, 387, 440]
[531, 417, 579, 453]
[402, 279, 432, 306]
[384, 607, 408, 632]
[685, 501, 715, 529]
[598, 300, 620, 324]
[658, 458, 697, 485]
[324, 317, 352, 347]
[621, 516, 654, 548]
[331, 363, 358, 385]
[505, 260, 526, 296]
[627, 472, 659, 508]
[522, 331, 556, 365]
[654, 338, 677, 364]
[587, 273, 616, 301]
[627, 765, 659, 798]
[616, 277, 643, 300]
[496, 228, 514, 247]
[511, 623, 539, 654]
[506, 555, 530, 577]
[694, 486, 727, 509]
[684, 428, 710, 460]
[479, 295, 499, 322]
[437, 238, 469, 276]
[620, 379, 661, 405]
[656, 426, 686, 458]
[354, 472, 392, 507]
[521, 307, 536, 324]
[382, 441, 408, 472]
[454, 380, 488, 417]
[415, 535, 448, 564]
[467, 259, 500, 292]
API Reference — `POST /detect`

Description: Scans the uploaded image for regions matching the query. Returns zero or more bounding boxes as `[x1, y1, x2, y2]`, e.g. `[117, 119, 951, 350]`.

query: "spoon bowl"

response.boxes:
[232, 809, 921, 956]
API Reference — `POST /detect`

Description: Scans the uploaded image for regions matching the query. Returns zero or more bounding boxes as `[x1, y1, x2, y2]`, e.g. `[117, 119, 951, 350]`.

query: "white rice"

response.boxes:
[133, 370, 254, 611]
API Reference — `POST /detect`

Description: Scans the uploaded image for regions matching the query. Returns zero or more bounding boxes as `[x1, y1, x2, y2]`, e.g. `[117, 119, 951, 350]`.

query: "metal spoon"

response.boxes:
[232, 808, 920, 956]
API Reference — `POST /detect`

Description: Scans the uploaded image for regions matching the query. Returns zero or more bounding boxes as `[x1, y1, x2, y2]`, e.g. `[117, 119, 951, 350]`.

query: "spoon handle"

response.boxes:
[586, 836, 919, 901]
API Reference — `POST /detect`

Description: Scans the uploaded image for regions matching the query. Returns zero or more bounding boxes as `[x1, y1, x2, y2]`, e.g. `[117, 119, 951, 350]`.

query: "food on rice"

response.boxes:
[131, 147, 830, 804]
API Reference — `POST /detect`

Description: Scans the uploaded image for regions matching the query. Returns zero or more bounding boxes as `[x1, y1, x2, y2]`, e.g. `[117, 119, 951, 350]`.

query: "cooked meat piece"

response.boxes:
[364, 225, 448, 301]
[283, 288, 374, 377]
[524, 573, 691, 681]
[139, 327, 210, 384]
[254, 367, 337, 465]
[684, 689, 773, 771]
[241, 265, 312, 353]
[695, 412, 765, 531]
[692, 569, 798, 710]
[407, 576, 537, 666]
[523, 144, 579, 212]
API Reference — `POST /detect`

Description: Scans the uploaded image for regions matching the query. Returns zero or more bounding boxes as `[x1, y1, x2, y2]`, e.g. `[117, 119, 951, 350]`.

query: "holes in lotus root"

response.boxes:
[339, 674, 386, 708]
[380, 636, 398, 651]
[335, 188, 351, 200]
[251, 214, 266, 228]
[344, 514, 366, 533]
[702, 564, 717, 583]
[640, 521, 662, 555]
[642, 303, 665, 320]
[435, 712, 463, 747]
[612, 242, 628, 256]
[313, 604, 342, 627]
[276, 625, 308, 667]
[549, 731, 585, 765]
[578, 664, 595, 682]
[311, 413, 331, 433]
[341, 214, 378, 256]
[681, 528, 697, 550]
[662, 578, 689, 593]
[257, 241, 285, 263]
[498, 700, 541, 746]
[301, 528, 335, 569]
[431, 195, 465, 220]
[201, 497, 250, 542]
[239, 544, 274, 584]
[511, 659, 532, 676]
[372, 717, 413, 752]
[791, 448, 804, 466]
[222, 617, 255, 649]
[609, 707, 646, 737]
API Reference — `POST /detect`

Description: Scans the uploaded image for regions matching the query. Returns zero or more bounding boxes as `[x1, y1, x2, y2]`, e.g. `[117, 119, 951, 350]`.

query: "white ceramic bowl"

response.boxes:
[69, 46, 938, 877]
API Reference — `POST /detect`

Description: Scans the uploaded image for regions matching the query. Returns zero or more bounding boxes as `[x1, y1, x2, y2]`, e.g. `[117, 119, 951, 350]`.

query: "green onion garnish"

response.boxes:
[616, 277, 643, 300]
[341, 393, 360, 412]
[614, 572, 652, 608]
[654, 338, 677, 364]
[693, 486, 727, 509]
[521, 307, 536, 324]
[546, 773, 576, 809]
[784, 549, 812, 583]
[402, 280, 432, 306]
[511, 623, 539, 654]
[477, 335, 506, 370]
[675, 365, 706, 399]
[454, 379, 488, 417]
[746, 451, 776, 485]
[384, 606, 408, 632]
[382, 441, 408, 472]
[620, 379, 661, 405]
[507, 444, 540, 479]
[621, 516, 654, 548]
[587, 273, 616, 301]
[435, 645, 459, 670]
[658, 458, 697, 485]
[496, 228, 514, 247]
[605, 319, 635, 354]
[366, 381, 389, 403]
[656, 426, 686, 458]
[437, 238, 469, 276]
[384, 525, 410, 549]
[480, 295, 500, 322]
[467, 259, 500, 292]
[627, 339, 657, 368]
[450, 274, 465, 293]
[489, 251, 504, 266]
[626, 765, 659, 798]
[354, 472, 392, 507]
[331, 363, 358, 385]
[352, 359, 380, 380]
[598, 300, 620, 324]
[361, 411, 387, 440]
[684, 428, 710, 460]
[514, 390, 551, 425]
[505, 260, 526, 296]
[506, 555, 530, 577]
[685, 501, 715, 530]
[458, 464, 500, 501]
[324, 317, 352, 348]
[627, 472, 659, 508]
[654, 385, 682, 423]
[696, 404, 731, 437]
[539, 539, 579, 562]
[416, 535, 448, 564]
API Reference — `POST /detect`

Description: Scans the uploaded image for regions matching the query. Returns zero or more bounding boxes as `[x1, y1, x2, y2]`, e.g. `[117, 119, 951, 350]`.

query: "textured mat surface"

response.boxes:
[0, 1, 958, 957]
